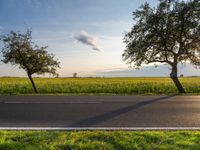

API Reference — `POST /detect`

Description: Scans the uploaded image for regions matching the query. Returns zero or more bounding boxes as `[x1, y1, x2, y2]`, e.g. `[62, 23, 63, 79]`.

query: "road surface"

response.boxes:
[0, 95, 200, 128]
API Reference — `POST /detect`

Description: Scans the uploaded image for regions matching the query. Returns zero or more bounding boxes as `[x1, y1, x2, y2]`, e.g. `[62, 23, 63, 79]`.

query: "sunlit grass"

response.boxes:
[0, 131, 200, 150]
[0, 77, 200, 94]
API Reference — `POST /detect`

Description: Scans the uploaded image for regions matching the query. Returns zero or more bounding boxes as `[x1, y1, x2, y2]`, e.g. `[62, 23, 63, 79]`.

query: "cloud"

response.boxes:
[95, 63, 200, 77]
[74, 30, 102, 52]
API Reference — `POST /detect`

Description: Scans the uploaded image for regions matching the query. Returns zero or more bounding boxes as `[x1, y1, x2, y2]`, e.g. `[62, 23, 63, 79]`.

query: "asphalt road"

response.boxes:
[0, 95, 200, 128]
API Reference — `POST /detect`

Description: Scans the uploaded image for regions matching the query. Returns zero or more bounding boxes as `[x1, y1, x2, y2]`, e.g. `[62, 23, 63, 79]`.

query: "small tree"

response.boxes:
[1, 29, 60, 93]
[73, 72, 77, 78]
[123, 0, 200, 93]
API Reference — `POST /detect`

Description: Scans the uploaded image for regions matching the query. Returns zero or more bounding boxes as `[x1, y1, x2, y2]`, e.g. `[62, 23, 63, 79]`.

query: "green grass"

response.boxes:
[1, 131, 200, 150]
[0, 77, 200, 95]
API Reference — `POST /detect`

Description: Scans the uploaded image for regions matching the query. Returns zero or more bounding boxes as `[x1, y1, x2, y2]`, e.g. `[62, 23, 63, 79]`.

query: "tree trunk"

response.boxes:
[170, 64, 186, 94]
[28, 74, 38, 93]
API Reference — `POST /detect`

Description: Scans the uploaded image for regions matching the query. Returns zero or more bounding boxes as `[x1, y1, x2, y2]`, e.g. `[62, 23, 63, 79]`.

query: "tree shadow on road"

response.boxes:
[69, 95, 177, 127]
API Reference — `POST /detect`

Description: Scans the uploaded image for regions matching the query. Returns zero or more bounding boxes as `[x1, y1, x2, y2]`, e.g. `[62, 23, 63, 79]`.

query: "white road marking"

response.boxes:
[3, 101, 101, 104]
[0, 127, 200, 130]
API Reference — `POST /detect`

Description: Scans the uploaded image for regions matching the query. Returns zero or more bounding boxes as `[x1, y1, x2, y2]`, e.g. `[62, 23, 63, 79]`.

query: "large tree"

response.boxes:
[1, 29, 60, 93]
[123, 0, 200, 93]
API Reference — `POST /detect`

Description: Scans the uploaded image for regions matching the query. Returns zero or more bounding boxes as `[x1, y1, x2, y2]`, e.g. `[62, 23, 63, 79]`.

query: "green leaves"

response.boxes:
[123, 0, 200, 68]
[1, 29, 60, 76]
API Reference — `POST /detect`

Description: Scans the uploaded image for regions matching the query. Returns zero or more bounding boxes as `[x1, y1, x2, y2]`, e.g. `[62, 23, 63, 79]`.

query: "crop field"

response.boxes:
[0, 77, 200, 95]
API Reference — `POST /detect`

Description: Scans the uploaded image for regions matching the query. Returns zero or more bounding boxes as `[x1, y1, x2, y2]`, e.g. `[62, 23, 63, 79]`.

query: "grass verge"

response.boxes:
[1, 130, 200, 150]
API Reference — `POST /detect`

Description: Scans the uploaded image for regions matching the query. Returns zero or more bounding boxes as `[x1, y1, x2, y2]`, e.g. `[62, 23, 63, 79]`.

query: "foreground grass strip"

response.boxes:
[1, 77, 200, 94]
[0, 131, 200, 150]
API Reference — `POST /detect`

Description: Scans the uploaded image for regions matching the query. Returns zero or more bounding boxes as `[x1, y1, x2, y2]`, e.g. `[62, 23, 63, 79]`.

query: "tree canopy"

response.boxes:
[1, 29, 60, 93]
[123, 0, 200, 93]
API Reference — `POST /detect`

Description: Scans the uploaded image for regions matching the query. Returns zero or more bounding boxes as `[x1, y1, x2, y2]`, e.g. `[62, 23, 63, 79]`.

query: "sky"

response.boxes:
[0, 0, 199, 77]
